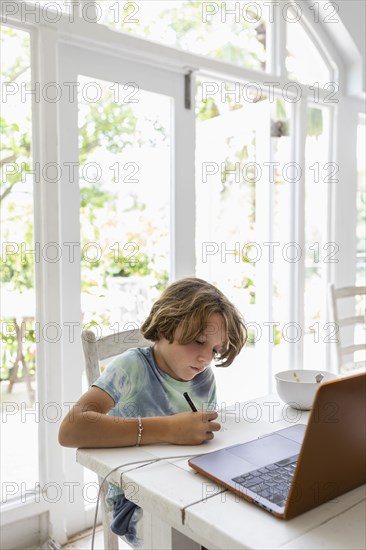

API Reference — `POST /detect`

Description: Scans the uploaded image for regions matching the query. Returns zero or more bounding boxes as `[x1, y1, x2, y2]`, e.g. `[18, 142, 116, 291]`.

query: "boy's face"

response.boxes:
[152, 313, 226, 381]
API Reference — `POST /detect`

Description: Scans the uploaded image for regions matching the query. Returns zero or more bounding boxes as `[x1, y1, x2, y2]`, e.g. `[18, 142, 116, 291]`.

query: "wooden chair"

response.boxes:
[328, 284, 366, 373]
[81, 328, 152, 550]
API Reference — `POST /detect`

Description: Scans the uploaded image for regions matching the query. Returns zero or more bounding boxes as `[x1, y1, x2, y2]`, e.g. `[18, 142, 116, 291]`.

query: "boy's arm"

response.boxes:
[58, 387, 220, 448]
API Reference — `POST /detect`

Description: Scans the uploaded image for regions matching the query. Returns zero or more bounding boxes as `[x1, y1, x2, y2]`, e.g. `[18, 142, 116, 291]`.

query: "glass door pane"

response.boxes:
[1, 27, 38, 503]
[271, 97, 292, 376]
[77, 73, 173, 503]
[195, 77, 271, 403]
[303, 106, 331, 368]
[78, 75, 172, 337]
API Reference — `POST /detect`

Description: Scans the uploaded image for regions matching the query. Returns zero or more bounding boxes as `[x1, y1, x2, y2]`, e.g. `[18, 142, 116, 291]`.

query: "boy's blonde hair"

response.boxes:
[141, 277, 247, 367]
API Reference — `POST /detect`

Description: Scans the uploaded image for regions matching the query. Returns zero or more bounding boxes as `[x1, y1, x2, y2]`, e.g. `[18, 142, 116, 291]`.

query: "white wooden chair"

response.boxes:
[328, 284, 366, 373]
[81, 328, 152, 550]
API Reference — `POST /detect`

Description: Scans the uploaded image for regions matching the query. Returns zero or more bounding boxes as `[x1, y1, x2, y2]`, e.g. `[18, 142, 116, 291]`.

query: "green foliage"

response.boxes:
[196, 97, 220, 121]
[275, 97, 287, 121]
[159, 0, 265, 70]
[0, 209, 34, 292]
[79, 101, 137, 164]
[153, 270, 169, 292]
[1, 27, 30, 81]
[161, 1, 203, 42]
[241, 276, 255, 305]
[0, 28, 31, 204]
[107, 250, 152, 278]
[0, 319, 36, 381]
[80, 183, 115, 209]
[307, 108, 323, 137]
[0, 116, 31, 203]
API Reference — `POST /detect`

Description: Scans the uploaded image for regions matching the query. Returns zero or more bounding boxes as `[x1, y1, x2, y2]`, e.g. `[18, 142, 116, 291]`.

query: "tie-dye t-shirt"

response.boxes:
[94, 346, 217, 418]
[92, 346, 217, 547]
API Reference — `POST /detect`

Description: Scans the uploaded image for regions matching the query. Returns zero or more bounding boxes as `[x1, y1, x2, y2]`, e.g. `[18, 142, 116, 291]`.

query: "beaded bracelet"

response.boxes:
[136, 416, 143, 446]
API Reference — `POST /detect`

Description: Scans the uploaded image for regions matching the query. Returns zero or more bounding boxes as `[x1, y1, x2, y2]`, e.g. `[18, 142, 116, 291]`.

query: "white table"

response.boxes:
[77, 395, 366, 549]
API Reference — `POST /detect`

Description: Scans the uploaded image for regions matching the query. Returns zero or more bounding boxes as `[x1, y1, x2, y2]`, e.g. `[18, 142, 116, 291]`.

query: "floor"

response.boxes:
[62, 526, 103, 550]
[62, 525, 131, 550]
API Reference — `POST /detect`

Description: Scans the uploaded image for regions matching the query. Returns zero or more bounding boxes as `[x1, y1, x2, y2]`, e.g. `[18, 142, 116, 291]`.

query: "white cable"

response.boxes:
[90, 453, 202, 550]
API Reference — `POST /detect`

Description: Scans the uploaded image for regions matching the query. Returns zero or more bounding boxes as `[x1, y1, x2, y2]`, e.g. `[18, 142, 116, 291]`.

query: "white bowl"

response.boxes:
[275, 369, 338, 410]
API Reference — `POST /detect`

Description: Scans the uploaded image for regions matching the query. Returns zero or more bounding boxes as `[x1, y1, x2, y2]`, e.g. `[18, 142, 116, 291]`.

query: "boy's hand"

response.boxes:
[168, 411, 221, 445]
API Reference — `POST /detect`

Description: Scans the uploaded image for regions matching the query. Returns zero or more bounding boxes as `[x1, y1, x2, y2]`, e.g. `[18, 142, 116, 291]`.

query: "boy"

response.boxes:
[59, 277, 247, 547]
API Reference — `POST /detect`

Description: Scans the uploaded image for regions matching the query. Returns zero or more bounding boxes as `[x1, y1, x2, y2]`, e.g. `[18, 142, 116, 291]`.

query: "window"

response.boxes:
[78, 75, 171, 333]
[0, 26, 38, 502]
[286, 15, 332, 86]
[96, 0, 267, 71]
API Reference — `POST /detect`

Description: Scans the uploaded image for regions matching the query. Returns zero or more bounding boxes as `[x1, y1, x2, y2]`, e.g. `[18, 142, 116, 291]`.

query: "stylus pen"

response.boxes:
[183, 392, 198, 412]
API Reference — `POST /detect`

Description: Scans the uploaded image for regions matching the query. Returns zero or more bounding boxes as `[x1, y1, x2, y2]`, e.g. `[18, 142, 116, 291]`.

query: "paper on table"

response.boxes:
[145, 414, 275, 464]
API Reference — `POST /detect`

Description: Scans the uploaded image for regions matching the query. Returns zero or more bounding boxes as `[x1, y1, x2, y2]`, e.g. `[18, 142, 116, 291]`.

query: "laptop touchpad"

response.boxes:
[227, 433, 301, 466]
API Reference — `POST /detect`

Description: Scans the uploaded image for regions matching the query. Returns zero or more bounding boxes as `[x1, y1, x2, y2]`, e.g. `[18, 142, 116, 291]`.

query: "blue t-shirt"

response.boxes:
[92, 346, 217, 544]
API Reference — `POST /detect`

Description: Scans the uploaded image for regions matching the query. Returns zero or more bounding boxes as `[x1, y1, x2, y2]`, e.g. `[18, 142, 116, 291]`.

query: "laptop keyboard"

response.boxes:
[232, 454, 299, 508]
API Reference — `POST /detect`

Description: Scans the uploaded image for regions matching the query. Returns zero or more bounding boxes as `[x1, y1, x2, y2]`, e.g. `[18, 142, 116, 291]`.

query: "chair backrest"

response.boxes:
[81, 328, 153, 386]
[328, 284, 366, 372]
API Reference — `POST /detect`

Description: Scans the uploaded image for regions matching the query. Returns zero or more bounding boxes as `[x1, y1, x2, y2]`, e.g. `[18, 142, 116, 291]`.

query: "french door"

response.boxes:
[47, 43, 194, 541]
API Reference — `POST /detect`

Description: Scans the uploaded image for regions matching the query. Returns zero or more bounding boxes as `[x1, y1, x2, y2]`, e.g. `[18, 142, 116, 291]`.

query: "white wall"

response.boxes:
[315, 0, 366, 96]
[338, 0, 366, 60]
